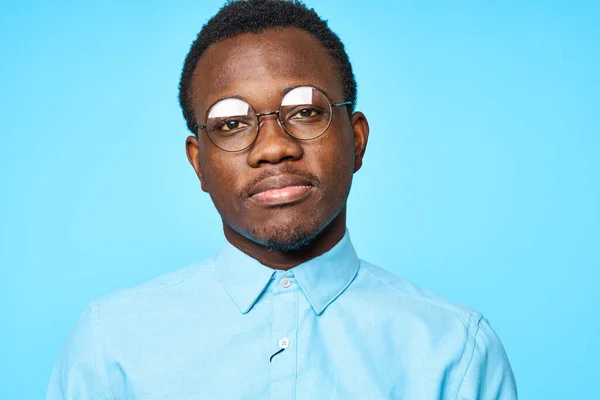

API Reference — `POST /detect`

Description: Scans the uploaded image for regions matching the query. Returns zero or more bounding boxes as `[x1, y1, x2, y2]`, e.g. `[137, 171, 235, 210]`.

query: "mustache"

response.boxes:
[240, 166, 321, 200]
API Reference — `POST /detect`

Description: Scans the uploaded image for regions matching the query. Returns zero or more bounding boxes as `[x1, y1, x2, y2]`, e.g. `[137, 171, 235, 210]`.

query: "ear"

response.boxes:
[350, 112, 370, 173]
[185, 135, 209, 192]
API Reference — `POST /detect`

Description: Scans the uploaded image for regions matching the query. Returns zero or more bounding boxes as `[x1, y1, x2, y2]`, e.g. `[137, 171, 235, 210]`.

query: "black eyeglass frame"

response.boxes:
[193, 86, 353, 153]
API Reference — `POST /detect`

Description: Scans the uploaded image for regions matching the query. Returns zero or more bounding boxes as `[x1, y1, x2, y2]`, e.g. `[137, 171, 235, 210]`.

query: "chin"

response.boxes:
[254, 221, 322, 252]
[228, 213, 326, 252]
[263, 235, 315, 252]
[225, 196, 347, 252]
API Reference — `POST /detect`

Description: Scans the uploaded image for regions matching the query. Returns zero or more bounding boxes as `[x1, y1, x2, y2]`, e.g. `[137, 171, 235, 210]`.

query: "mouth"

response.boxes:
[247, 174, 315, 207]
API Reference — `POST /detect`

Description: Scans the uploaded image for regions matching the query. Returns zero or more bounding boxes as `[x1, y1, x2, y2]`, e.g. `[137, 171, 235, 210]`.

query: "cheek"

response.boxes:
[199, 150, 245, 203]
[321, 128, 356, 175]
[309, 133, 355, 199]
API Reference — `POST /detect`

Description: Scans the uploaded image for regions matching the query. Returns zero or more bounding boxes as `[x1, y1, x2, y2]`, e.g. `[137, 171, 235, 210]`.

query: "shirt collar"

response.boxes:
[214, 230, 360, 315]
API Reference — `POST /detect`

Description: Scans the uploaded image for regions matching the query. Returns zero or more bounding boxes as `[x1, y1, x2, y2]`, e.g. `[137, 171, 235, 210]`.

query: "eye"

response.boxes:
[290, 107, 323, 121]
[299, 108, 315, 117]
[213, 118, 250, 134]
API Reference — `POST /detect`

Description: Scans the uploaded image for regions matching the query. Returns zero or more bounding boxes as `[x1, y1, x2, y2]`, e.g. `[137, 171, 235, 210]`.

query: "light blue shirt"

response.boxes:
[47, 230, 517, 399]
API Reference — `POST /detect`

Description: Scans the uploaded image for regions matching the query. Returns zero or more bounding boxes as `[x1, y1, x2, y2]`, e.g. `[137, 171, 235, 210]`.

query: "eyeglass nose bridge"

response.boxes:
[255, 109, 286, 135]
[256, 110, 279, 119]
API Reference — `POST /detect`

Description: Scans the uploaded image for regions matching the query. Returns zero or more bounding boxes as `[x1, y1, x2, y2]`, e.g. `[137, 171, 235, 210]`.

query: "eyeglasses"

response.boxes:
[194, 86, 352, 152]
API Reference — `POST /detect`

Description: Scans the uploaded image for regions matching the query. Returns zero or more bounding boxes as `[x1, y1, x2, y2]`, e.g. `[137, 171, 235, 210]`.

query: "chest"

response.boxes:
[101, 291, 464, 399]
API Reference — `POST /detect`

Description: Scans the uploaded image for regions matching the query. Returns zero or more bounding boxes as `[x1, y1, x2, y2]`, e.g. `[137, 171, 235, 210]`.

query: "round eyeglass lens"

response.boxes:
[280, 86, 332, 140]
[206, 98, 257, 151]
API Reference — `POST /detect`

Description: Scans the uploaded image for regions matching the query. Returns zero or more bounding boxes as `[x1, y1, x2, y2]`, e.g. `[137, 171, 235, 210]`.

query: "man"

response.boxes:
[48, 0, 517, 399]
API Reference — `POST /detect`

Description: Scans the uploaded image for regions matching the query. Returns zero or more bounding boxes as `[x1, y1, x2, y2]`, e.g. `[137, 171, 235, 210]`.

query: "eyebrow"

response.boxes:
[201, 84, 332, 119]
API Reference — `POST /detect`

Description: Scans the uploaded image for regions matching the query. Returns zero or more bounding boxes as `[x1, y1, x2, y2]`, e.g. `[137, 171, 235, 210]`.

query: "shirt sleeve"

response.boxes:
[46, 304, 109, 400]
[456, 316, 518, 400]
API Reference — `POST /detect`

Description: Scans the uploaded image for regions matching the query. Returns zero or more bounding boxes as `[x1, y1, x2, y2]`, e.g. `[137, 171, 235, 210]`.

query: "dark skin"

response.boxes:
[185, 27, 369, 271]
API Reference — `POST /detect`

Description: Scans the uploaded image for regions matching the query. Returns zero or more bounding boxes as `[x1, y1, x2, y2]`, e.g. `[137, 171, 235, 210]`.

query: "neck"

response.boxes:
[223, 210, 347, 271]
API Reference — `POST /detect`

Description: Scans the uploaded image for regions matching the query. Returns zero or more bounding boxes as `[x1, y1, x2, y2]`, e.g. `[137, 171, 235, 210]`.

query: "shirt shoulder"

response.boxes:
[46, 257, 220, 399]
[92, 256, 218, 313]
[355, 261, 517, 398]
[357, 260, 481, 323]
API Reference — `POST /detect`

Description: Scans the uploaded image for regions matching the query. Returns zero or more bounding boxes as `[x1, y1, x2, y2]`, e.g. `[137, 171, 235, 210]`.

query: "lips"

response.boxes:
[247, 174, 315, 206]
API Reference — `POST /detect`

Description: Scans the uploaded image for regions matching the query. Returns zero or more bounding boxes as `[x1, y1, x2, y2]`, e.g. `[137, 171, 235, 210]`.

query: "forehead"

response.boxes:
[190, 27, 343, 114]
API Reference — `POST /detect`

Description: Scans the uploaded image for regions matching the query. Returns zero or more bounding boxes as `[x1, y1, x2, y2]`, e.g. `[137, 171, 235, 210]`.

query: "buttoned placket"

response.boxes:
[268, 272, 298, 399]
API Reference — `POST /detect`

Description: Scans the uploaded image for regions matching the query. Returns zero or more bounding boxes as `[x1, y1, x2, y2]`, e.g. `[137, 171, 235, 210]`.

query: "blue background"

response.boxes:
[1, 0, 598, 398]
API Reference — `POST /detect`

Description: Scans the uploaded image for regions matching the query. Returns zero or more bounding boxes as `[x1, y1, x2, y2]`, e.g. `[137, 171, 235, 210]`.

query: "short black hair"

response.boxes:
[178, 0, 357, 134]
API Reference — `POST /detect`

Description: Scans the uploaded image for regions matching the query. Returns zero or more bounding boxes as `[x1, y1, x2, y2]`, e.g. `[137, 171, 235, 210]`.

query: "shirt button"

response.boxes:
[279, 338, 290, 349]
[280, 277, 291, 288]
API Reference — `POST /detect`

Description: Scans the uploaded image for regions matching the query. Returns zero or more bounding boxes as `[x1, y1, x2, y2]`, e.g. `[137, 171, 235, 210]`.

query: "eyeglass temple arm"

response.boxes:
[331, 101, 352, 108]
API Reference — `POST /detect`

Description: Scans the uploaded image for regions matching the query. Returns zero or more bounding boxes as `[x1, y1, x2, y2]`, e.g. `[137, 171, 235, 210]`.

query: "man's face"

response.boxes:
[186, 27, 368, 250]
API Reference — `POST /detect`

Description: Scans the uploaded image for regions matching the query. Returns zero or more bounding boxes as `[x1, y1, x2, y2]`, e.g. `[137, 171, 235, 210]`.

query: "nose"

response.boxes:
[246, 113, 303, 167]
